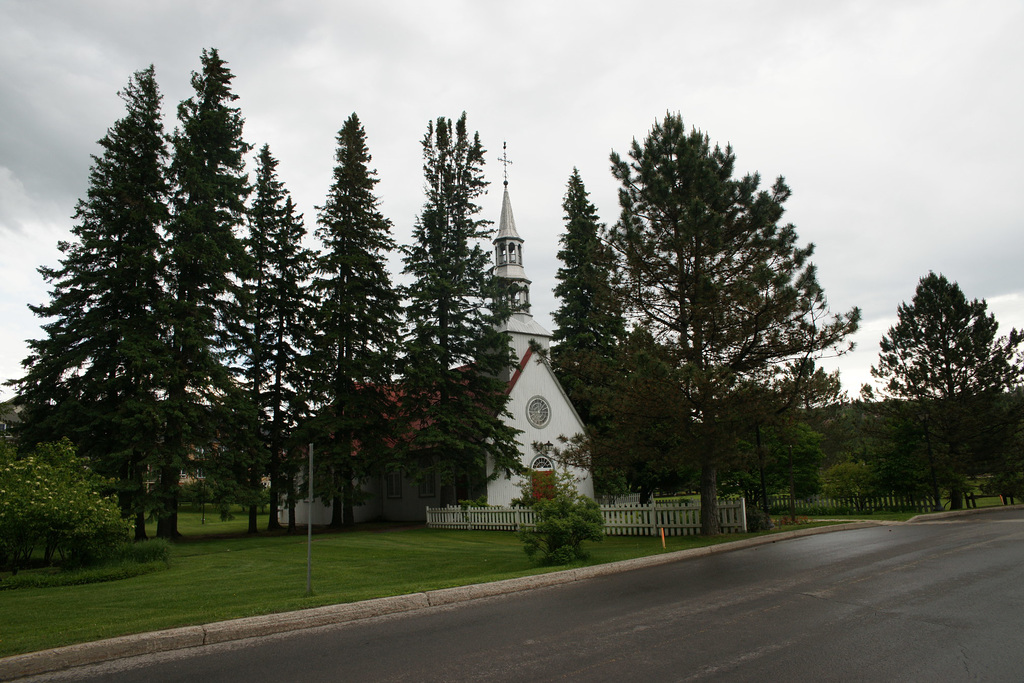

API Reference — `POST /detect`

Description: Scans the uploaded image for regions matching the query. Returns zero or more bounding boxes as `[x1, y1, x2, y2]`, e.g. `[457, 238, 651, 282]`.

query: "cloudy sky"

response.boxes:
[2, 0, 1022, 401]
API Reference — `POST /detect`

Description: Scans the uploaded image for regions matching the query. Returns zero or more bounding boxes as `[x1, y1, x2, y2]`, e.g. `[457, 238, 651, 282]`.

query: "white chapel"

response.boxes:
[482, 180, 594, 506]
[286, 178, 592, 524]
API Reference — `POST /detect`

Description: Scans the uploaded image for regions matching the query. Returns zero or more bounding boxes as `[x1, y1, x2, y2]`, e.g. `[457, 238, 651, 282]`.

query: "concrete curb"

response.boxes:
[1, 513, 1001, 681]
[907, 503, 1024, 523]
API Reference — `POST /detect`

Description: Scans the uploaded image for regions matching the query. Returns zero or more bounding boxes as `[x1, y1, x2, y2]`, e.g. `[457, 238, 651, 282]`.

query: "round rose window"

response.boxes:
[526, 395, 551, 428]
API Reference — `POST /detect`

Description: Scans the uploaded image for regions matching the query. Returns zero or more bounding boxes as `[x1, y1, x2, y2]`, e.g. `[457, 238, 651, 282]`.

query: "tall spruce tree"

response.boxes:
[241, 144, 314, 531]
[401, 113, 521, 506]
[307, 113, 401, 527]
[551, 168, 625, 426]
[159, 48, 252, 538]
[608, 113, 859, 534]
[12, 66, 170, 540]
[866, 272, 1024, 509]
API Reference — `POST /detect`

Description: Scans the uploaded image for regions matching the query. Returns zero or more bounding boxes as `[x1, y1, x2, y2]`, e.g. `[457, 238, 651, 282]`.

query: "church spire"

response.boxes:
[493, 142, 530, 311]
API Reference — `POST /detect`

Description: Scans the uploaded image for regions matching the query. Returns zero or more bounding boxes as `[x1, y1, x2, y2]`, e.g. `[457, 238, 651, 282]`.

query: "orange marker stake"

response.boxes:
[660, 527, 666, 549]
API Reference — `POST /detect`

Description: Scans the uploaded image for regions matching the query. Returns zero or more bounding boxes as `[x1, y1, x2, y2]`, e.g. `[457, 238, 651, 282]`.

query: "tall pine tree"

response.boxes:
[307, 113, 401, 527]
[867, 272, 1024, 508]
[159, 48, 252, 538]
[400, 113, 521, 506]
[241, 144, 314, 531]
[608, 113, 859, 534]
[13, 65, 170, 540]
[551, 168, 625, 426]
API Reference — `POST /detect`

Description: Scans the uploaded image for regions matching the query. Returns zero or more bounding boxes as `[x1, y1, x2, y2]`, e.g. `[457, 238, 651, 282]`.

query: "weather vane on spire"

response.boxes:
[499, 141, 512, 187]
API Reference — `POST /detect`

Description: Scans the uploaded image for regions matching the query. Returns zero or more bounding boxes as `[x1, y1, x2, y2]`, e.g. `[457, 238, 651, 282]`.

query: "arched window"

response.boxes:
[531, 456, 554, 470]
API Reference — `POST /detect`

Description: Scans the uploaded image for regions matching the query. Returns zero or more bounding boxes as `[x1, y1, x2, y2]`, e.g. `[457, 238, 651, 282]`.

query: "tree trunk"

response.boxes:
[756, 424, 771, 519]
[248, 504, 258, 534]
[330, 493, 343, 528]
[788, 444, 797, 520]
[156, 465, 179, 539]
[343, 476, 356, 526]
[134, 511, 148, 541]
[439, 483, 458, 508]
[699, 462, 720, 535]
[156, 512, 178, 539]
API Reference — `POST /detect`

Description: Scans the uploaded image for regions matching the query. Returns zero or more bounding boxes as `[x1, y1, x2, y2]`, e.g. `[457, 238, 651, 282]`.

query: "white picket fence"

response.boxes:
[426, 498, 747, 536]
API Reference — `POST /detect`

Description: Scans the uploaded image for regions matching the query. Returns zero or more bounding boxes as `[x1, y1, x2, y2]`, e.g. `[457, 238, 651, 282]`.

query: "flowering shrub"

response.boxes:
[0, 439, 129, 575]
[515, 468, 603, 565]
[519, 493, 604, 565]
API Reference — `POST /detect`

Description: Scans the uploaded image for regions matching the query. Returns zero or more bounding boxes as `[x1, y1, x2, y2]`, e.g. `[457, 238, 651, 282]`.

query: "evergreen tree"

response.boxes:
[587, 327, 698, 501]
[241, 144, 314, 531]
[400, 113, 521, 506]
[551, 168, 625, 426]
[608, 113, 859, 533]
[159, 48, 252, 538]
[307, 113, 401, 527]
[866, 272, 1024, 508]
[12, 66, 170, 540]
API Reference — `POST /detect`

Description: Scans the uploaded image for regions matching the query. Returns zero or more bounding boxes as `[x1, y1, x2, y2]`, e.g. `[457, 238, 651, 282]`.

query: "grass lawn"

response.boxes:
[6, 498, 1012, 659]
[0, 508, 818, 658]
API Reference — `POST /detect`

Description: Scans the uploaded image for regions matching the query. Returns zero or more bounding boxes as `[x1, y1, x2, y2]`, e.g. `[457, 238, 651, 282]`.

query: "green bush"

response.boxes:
[0, 539, 170, 591]
[519, 494, 605, 565]
[114, 538, 172, 565]
[0, 439, 130, 574]
[516, 469, 604, 565]
[745, 504, 773, 531]
[821, 461, 874, 499]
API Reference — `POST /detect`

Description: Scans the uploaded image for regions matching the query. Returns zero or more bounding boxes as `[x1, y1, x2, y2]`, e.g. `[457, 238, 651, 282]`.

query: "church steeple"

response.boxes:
[491, 144, 554, 367]
[492, 142, 531, 312]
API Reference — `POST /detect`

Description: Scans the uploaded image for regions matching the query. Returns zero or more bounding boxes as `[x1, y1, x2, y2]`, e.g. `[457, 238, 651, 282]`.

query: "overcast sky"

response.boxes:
[2, 0, 1022, 402]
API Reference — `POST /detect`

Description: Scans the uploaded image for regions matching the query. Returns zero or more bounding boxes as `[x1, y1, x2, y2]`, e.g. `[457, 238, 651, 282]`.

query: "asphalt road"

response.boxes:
[27, 509, 1024, 682]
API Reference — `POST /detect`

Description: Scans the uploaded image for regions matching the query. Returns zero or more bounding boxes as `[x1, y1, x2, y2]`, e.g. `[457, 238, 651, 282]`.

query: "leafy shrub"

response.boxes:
[745, 504, 773, 531]
[515, 469, 604, 565]
[821, 461, 874, 499]
[0, 539, 171, 590]
[113, 538, 171, 565]
[0, 439, 130, 574]
[519, 493, 604, 565]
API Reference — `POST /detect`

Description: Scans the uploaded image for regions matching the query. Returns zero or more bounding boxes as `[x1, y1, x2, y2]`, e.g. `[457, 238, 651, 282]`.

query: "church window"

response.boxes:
[417, 458, 436, 497]
[508, 243, 516, 263]
[526, 395, 551, 428]
[418, 474, 436, 498]
[386, 470, 403, 498]
[531, 456, 554, 470]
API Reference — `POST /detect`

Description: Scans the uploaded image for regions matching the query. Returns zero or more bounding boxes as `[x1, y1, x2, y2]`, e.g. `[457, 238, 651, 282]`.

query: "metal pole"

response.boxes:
[307, 442, 313, 595]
